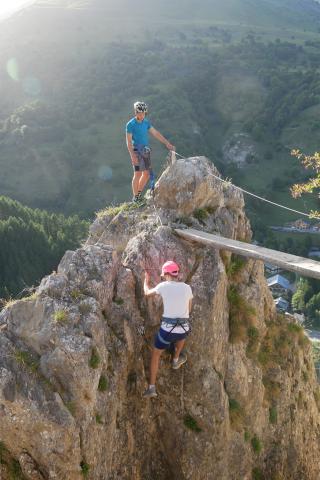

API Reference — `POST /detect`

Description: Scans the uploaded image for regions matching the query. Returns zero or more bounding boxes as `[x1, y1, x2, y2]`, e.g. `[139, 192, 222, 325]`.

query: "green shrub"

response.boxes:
[53, 309, 69, 323]
[246, 326, 260, 357]
[269, 406, 277, 424]
[95, 413, 103, 424]
[183, 414, 202, 432]
[80, 461, 90, 477]
[14, 350, 39, 374]
[98, 375, 108, 392]
[263, 377, 281, 402]
[227, 286, 256, 343]
[89, 348, 100, 369]
[79, 302, 92, 315]
[96, 202, 138, 219]
[70, 289, 83, 300]
[229, 398, 244, 427]
[193, 208, 208, 223]
[226, 255, 246, 278]
[251, 435, 262, 454]
[0, 441, 6, 463]
[114, 297, 124, 305]
[252, 467, 265, 480]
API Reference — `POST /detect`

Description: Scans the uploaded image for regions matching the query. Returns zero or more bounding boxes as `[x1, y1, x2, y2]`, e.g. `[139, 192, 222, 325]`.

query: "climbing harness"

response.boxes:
[174, 151, 313, 219]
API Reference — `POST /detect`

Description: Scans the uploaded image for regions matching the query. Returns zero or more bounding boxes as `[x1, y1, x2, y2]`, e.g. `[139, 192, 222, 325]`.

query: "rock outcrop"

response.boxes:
[0, 156, 319, 480]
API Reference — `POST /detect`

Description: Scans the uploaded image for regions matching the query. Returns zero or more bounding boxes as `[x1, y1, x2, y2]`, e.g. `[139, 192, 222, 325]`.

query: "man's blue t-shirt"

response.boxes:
[126, 117, 152, 148]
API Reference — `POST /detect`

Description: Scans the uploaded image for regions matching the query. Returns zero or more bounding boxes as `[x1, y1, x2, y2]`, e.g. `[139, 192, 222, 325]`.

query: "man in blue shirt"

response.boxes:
[126, 101, 175, 203]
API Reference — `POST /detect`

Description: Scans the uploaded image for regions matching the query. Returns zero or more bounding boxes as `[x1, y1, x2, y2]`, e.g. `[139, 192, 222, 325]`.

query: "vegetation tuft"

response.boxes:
[252, 467, 265, 480]
[226, 254, 246, 279]
[193, 208, 208, 223]
[89, 348, 100, 369]
[96, 202, 138, 219]
[183, 414, 202, 432]
[80, 461, 90, 477]
[113, 297, 124, 306]
[269, 406, 278, 424]
[53, 309, 69, 323]
[229, 398, 244, 428]
[95, 413, 103, 424]
[14, 350, 39, 374]
[79, 302, 92, 315]
[98, 374, 108, 392]
[251, 435, 262, 454]
[227, 286, 256, 343]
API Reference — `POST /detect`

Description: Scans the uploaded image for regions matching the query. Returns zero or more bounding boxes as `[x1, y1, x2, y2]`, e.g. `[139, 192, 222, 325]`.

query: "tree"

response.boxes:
[291, 150, 320, 218]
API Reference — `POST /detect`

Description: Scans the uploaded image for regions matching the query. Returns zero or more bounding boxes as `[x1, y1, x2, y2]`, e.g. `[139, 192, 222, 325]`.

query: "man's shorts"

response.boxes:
[154, 327, 189, 350]
[133, 146, 151, 172]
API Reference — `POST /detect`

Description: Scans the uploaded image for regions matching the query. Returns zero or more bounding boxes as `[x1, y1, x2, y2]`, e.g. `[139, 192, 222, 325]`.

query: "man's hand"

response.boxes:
[165, 142, 175, 151]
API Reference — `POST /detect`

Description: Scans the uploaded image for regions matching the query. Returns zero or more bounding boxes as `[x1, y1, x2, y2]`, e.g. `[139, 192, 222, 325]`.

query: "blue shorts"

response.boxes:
[154, 327, 189, 350]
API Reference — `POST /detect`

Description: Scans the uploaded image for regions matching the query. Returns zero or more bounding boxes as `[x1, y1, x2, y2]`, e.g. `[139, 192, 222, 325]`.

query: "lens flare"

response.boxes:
[6, 58, 19, 82]
[98, 165, 113, 181]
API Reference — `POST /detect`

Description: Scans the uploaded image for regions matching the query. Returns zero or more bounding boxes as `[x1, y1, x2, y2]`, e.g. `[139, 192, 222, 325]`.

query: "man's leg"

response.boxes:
[132, 171, 142, 196]
[173, 339, 186, 362]
[150, 347, 163, 385]
[172, 338, 187, 369]
[137, 170, 150, 194]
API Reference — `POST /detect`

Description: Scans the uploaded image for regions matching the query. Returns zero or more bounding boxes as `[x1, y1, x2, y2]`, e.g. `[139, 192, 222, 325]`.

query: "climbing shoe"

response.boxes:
[142, 386, 158, 398]
[172, 352, 187, 370]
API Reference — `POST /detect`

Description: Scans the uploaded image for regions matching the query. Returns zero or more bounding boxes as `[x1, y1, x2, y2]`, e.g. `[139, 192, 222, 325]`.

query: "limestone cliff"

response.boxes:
[0, 157, 319, 480]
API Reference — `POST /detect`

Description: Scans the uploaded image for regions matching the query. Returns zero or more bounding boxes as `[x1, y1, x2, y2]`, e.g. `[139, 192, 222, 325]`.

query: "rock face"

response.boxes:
[0, 156, 319, 480]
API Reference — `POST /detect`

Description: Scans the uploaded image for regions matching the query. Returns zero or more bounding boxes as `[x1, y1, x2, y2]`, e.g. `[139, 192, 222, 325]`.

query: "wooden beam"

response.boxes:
[175, 228, 320, 280]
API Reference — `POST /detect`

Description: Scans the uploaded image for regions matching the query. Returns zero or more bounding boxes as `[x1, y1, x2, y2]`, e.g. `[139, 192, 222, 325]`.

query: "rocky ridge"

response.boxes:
[0, 156, 319, 480]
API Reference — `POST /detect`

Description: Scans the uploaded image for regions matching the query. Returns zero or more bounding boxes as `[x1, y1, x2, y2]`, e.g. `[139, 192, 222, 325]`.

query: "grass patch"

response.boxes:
[226, 254, 246, 279]
[80, 461, 90, 477]
[113, 297, 124, 306]
[79, 302, 92, 315]
[65, 401, 76, 416]
[95, 413, 103, 424]
[227, 286, 256, 343]
[89, 348, 100, 369]
[96, 202, 138, 219]
[183, 414, 202, 432]
[98, 374, 108, 392]
[244, 430, 250, 442]
[0, 441, 6, 463]
[313, 388, 320, 411]
[53, 309, 69, 323]
[246, 326, 260, 358]
[269, 406, 278, 424]
[229, 398, 244, 428]
[176, 215, 193, 226]
[251, 435, 262, 454]
[70, 289, 83, 301]
[252, 467, 265, 480]
[14, 350, 39, 374]
[263, 377, 281, 403]
[193, 208, 208, 223]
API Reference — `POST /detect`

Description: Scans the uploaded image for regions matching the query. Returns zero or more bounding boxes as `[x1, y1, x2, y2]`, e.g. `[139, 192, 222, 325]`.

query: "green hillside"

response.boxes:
[0, 0, 320, 224]
[0, 196, 89, 298]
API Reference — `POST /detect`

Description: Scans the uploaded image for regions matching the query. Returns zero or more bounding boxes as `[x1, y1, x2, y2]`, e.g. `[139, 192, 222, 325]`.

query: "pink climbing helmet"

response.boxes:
[161, 261, 180, 277]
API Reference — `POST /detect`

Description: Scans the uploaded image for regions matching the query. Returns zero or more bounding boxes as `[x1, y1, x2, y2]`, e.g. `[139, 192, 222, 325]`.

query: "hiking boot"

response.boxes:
[172, 352, 187, 370]
[142, 386, 158, 398]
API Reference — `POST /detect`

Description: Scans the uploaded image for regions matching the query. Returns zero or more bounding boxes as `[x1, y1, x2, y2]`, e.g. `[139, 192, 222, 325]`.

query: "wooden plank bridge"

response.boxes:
[175, 228, 320, 280]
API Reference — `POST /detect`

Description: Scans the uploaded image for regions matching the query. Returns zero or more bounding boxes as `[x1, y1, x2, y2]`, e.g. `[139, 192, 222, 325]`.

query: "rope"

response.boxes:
[174, 151, 313, 219]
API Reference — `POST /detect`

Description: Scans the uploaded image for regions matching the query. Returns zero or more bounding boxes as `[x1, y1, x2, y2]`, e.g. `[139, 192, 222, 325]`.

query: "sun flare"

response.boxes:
[0, 0, 33, 18]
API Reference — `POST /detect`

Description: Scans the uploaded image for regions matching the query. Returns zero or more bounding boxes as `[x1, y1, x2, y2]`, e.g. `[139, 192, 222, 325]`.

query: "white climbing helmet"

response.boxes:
[134, 101, 148, 113]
